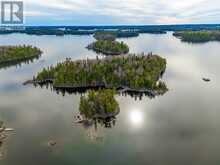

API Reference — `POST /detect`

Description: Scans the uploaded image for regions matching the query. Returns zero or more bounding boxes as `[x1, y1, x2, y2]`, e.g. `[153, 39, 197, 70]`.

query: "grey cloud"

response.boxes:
[24, 0, 220, 24]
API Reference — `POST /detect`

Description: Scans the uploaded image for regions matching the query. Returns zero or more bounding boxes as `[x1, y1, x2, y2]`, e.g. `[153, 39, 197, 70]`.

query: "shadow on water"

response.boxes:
[34, 83, 166, 100]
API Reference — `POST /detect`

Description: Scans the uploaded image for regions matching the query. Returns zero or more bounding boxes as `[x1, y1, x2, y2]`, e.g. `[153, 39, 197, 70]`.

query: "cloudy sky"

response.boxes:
[23, 0, 220, 25]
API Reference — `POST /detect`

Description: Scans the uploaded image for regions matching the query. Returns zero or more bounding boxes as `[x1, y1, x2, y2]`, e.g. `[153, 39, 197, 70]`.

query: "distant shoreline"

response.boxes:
[1, 24, 220, 37]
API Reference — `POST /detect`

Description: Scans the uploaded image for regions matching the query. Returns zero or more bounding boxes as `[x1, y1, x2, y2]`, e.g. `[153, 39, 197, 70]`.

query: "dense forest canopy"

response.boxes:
[0, 45, 42, 68]
[87, 31, 130, 56]
[87, 40, 129, 56]
[35, 53, 167, 91]
[79, 89, 119, 119]
[173, 31, 220, 43]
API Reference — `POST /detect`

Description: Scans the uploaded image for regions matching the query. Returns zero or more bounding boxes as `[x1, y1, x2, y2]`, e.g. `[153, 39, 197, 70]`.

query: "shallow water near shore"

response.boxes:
[0, 32, 220, 165]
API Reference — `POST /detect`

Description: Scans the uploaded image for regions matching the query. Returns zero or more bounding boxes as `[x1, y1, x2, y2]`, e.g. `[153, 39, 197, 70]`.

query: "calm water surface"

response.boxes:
[0, 32, 220, 165]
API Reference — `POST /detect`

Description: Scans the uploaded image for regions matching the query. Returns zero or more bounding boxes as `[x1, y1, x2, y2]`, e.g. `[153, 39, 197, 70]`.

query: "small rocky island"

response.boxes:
[0, 45, 42, 69]
[0, 121, 14, 158]
[0, 122, 6, 143]
[87, 31, 129, 55]
[173, 31, 220, 43]
[32, 53, 168, 96]
[79, 89, 120, 119]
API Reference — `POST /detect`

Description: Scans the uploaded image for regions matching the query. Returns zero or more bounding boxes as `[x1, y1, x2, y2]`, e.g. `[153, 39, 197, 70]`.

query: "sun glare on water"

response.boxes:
[129, 110, 144, 127]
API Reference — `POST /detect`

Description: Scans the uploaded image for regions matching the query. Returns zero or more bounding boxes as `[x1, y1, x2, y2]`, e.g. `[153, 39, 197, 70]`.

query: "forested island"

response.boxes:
[173, 31, 220, 43]
[87, 40, 129, 55]
[0, 46, 42, 69]
[87, 31, 130, 55]
[33, 53, 168, 95]
[79, 89, 119, 119]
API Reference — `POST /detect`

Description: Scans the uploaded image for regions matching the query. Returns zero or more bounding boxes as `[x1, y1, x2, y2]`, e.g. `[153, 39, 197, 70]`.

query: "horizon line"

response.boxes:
[14, 23, 220, 27]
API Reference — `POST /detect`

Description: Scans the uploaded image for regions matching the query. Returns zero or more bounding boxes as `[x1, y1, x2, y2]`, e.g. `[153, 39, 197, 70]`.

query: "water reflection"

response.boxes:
[129, 110, 144, 127]
[1, 33, 220, 165]
[34, 84, 163, 100]
[75, 115, 117, 142]
[0, 55, 41, 70]
[119, 90, 164, 100]
[77, 116, 117, 129]
[83, 122, 105, 143]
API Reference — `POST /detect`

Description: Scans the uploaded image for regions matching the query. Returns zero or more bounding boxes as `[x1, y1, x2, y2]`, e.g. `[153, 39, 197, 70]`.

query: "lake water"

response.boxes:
[0, 32, 220, 165]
